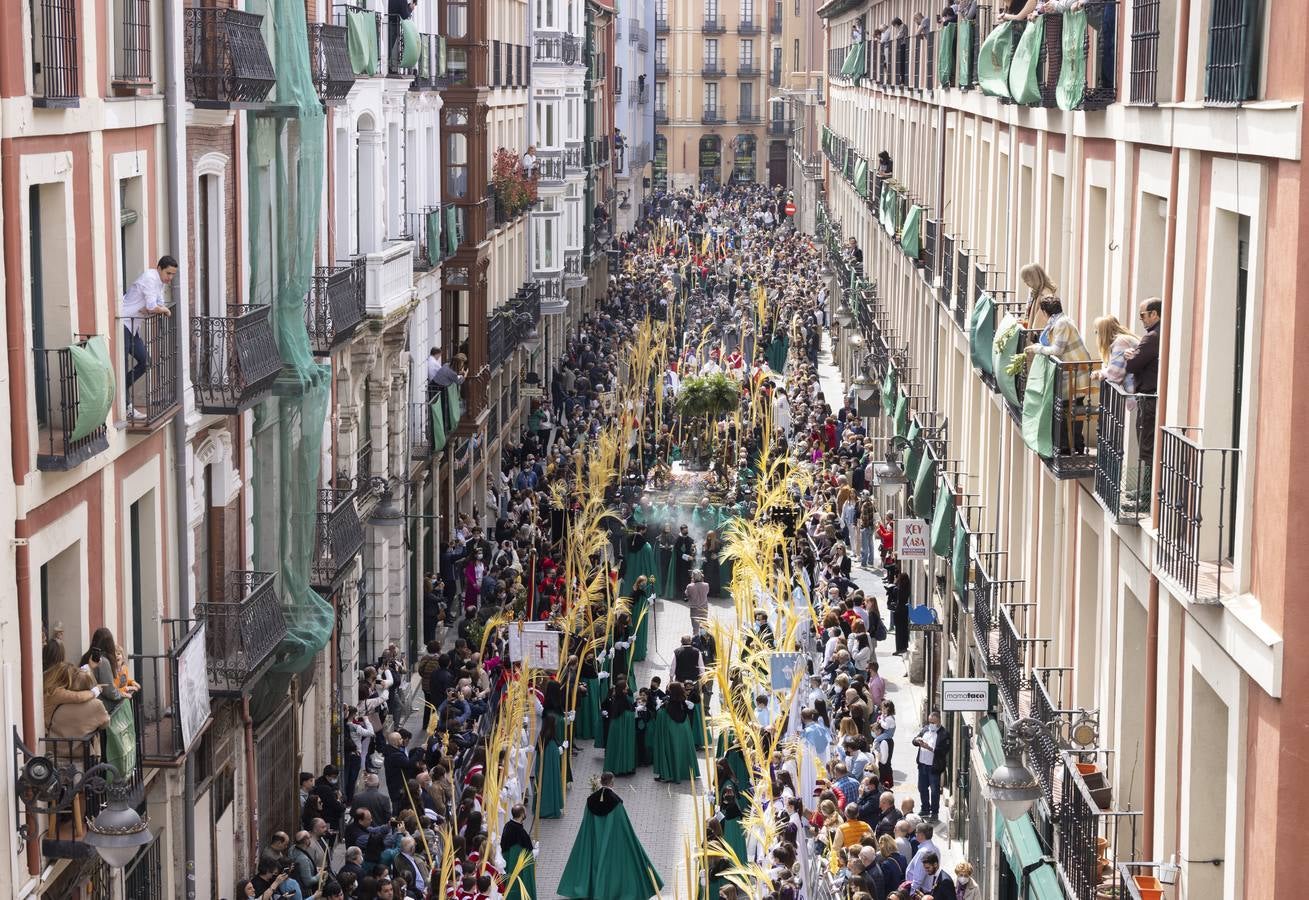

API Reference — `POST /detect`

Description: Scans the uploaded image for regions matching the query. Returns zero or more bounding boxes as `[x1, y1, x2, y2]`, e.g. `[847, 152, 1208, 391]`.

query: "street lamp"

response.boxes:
[15, 754, 152, 867]
[986, 717, 1050, 821]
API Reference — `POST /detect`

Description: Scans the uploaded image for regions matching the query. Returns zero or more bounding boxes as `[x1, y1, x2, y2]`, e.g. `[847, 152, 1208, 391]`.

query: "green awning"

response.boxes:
[951, 513, 969, 597]
[839, 41, 866, 79]
[977, 720, 1066, 900]
[900, 204, 923, 257]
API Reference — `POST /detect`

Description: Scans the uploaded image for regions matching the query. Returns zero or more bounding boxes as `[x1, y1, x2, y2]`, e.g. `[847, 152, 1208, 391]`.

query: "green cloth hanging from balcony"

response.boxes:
[1056, 9, 1088, 110]
[952, 515, 969, 598]
[436, 35, 448, 76]
[978, 21, 1019, 99]
[881, 367, 898, 416]
[346, 8, 379, 76]
[893, 393, 909, 440]
[445, 382, 463, 431]
[853, 157, 870, 197]
[1021, 353, 1057, 458]
[399, 20, 421, 67]
[969, 292, 996, 375]
[992, 314, 1024, 407]
[840, 41, 866, 79]
[431, 396, 448, 453]
[901, 204, 923, 258]
[912, 454, 936, 520]
[937, 22, 957, 86]
[957, 18, 974, 86]
[844, 148, 855, 181]
[68, 335, 115, 442]
[879, 186, 895, 235]
[105, 698, 137, 782]
[444, 204, 459, 256]
[426, 208, 441, 264]
[1009, 15, 1045, 104]
[903, 420, 922, 482]
[931, 487, 954, 557]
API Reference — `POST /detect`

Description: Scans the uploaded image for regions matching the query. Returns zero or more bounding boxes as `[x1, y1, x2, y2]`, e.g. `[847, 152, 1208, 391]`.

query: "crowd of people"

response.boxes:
[219, 180, 996, 900]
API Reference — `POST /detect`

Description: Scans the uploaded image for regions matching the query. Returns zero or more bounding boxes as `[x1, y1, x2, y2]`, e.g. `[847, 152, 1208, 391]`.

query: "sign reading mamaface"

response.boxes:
[940, 677, 991, 712]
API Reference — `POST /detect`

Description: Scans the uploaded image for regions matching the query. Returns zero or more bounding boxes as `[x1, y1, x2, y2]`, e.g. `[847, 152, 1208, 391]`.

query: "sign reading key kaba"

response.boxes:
[896, 517, 930, 560]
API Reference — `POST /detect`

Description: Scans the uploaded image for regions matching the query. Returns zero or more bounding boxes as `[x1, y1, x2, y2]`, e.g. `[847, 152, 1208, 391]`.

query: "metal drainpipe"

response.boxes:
[162, 0, 197, 895]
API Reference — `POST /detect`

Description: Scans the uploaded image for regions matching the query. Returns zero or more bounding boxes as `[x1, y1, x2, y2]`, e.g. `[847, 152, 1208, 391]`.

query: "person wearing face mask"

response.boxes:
[952, 861, 979, 900]
[911, 712, 951, 823]
[312, 765, 347, 839]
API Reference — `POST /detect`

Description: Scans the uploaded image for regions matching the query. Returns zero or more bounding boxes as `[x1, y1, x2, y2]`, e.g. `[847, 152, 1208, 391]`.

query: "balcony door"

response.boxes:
[739, 81, 753, 118]
[698, 135, 721, 187]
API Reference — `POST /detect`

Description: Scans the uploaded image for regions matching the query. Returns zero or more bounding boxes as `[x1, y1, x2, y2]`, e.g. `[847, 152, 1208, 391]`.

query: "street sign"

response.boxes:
[508, 622, 561, 671]
[896, 517, 929, 560]
[940, 677, 991, 712]
[784, 201, 796, 217]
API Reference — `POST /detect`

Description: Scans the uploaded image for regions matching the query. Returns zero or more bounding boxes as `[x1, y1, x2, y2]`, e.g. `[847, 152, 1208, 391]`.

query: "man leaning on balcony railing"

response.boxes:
[1122, 298, 1161, 508]
[120, 254, 177, 420]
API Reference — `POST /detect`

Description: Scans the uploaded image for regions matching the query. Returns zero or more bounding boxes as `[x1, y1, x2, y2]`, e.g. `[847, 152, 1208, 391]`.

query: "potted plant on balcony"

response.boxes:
[491, 148, 540, 219]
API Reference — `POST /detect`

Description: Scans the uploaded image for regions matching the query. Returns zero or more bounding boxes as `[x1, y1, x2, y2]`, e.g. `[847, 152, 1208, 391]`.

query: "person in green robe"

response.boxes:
[601, 675, 638, 776]
[651, 682, 701, 784]
[558, 773, 664, 900]
[629, 576, 655, 662]
[687, 681, 707, 750]
[606, 614, 635, 683]
[535, 693, 566, 819]
[715, 789, 749, 865]
[656, 525, 677, 600]
[572, 654, 601, 742]
[620, 533, 659, 599]
[501, 805, 537, 900]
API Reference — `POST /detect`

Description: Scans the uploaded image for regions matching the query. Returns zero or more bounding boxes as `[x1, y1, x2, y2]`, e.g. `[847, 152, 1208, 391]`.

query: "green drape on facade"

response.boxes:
[978, 21, 1019, 98]
[1021, 353, 1057, 458]
[900, 204, 923, 258]
[1056, 10, 1088, 110]
[1009, 16, 1045, 104]
[969, 292, 996, 375]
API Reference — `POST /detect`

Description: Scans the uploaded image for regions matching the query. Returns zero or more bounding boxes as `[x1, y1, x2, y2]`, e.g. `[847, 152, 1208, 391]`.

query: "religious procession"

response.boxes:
[277, 183, 964, 900]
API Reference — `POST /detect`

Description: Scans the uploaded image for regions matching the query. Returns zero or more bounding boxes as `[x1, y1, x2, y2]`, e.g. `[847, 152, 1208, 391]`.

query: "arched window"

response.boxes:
[732, 135, 756, 183]
[698, 135, 722, 188]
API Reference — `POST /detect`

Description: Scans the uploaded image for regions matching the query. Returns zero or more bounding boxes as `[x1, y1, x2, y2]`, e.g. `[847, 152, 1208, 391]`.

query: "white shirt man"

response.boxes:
[120, 263, 174, 332]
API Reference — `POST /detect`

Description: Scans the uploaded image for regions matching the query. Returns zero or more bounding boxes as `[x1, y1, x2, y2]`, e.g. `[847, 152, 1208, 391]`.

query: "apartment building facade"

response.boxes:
[652, 0, 777, 190]
[818, 2, 1301, 899]
[612, 0, 655, 234]
[778, 0, 825, 229]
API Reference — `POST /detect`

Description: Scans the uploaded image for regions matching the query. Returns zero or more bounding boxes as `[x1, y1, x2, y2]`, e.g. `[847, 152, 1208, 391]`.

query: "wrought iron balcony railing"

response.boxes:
[182, 7, 276, 108]
[702, 16, 725, 33]
[308, 21, 355, 105]
[131, 620, 208, 766]
[655, 109, 669, 124]
[191, 304, 282, 414]
[119, 305, 179, 429]
[112, 0, 152, 90]
[312, 488, 365, 590]
[1043, 357, 1100, 479]
[702, 63, 725, 77]
[655, 59, 669, 75]
[534, 33, 580, 65]
[737, 62, 760, 77]
[1129, 0, 1160, 105]
[1094, 381, 1156, 523]
[34, 338, 111, 471]
[737, 105, 760, 122]
[656, 16, 670, 33]
[199, 571, 287, 695]
[306, 262, 365, 356]
[31, 0, 81, 106]
[1156, 426, 1240, 604]
[767, 118, 791, 135]
[701, 108, 725, 124]
[1056, 749, 1142, 900]
[738, 18, 760, 34]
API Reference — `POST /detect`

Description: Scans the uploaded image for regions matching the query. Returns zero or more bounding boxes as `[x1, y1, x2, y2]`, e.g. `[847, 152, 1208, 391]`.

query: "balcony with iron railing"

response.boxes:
[191, 304, 282, 414]
[1094, 381, 1156, 524]
[655, 108, 669, 124]
[31, 0, 81, 106]
[703, 15, 725, 33]
[308, 21, 355, 105]
[34, 338, 112, 471]
[312, 488, 365, 590]
[737, 62, 760, 78]
[701, 107, 725, 124]
[655, 59, 669, 75]
[770, 10, 782, 33]
[403, 207, 446, 271]
[738, 17, 760, 34]
[305, 262, 365, 356]
[199, 571, 287, 695]
[120, 305, 180, 430]
[1056, 749, 1142, 900]
[535, 33, 581, 65]
[767, 118, 791, 135]
[1042, 357, 1100, 479]
[412, 387, 462, 460]
[656, 15, 670, 32]
[737, 104, 760, 123]
[182, 6, 276, 108]
[702, 60, 725, 78]
[406, 32, 449, 90]
[131, 620, 209, 766]
[112, 0, 153, 92]
[1129, 0, 1160, 105]
[563, 143, 585, 171]
[1156, 426, 1240, 605]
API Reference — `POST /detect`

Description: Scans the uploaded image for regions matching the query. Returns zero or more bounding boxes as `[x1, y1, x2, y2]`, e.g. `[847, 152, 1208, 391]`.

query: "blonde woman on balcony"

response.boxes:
[1019, 262, 1058, 327]
[1091, 315, 1139, 389]
[1024, 296, 1094, 454]
[43, 662, 110, 742]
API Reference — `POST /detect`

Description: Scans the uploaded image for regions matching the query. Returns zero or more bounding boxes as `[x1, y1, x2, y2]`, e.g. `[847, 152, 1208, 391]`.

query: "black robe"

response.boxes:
[673, 534, 696, 597]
